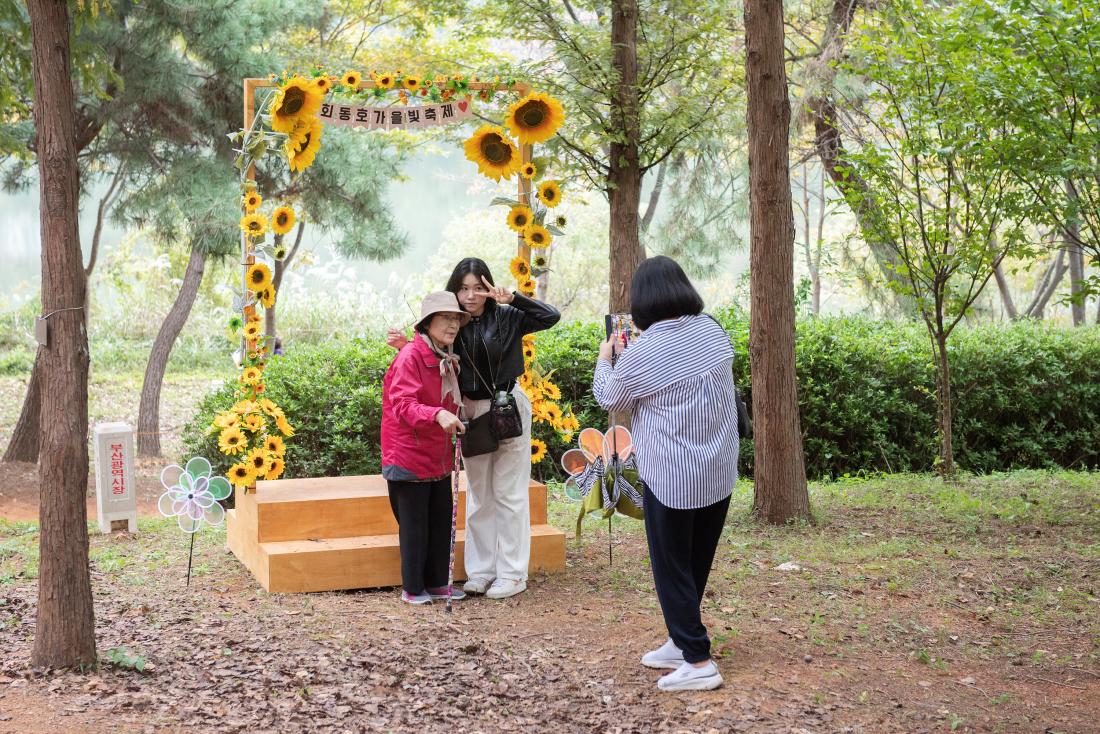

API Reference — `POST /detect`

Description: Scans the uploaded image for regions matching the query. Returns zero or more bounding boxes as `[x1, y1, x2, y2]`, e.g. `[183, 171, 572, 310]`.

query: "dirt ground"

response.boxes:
[1, 375, 1098, 733]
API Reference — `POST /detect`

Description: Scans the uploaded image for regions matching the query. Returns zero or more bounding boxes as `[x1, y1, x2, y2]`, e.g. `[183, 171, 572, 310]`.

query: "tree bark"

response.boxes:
[28, 0, 96, 669]
[2, 355, 43, 462]
[264, 222, 305, 340]
[608, 0, 644, 313]
[1024, 250, 1067, 319]
[745, 0, 810, 523]
[932, 331, 955, 477]
[137, 247, 207, 456]
[992, 263, 1018, 320]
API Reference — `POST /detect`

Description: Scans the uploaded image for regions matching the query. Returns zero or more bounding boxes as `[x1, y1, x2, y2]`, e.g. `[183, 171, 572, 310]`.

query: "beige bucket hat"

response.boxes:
[418, 291, 472, 329]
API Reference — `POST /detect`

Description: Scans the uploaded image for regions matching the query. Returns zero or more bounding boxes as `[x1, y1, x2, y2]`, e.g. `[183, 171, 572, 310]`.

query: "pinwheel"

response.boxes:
[158, 457, 232, 585]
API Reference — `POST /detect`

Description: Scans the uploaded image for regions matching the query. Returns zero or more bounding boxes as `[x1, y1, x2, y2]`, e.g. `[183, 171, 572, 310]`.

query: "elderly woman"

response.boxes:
[593, 256, 739, 692]
[381, 291, 470, 605]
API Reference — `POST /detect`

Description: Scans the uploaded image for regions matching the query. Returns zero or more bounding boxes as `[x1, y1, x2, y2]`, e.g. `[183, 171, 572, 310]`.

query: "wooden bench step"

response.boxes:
[237, 523, 566, 593]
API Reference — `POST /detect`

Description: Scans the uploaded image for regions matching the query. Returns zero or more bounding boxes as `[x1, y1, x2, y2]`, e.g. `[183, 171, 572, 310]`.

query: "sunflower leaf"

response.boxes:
[545, 225, 565, 236]
[490, 196, 520, 208]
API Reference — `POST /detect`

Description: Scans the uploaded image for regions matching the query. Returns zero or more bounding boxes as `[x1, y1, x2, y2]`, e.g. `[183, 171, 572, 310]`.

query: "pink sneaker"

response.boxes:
[401, 590, 432, 605]
[426, 586, 467, 601]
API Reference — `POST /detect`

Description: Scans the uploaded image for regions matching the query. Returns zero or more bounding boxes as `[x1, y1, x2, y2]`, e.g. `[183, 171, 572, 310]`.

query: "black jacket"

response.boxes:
[456, 293, 561, 399]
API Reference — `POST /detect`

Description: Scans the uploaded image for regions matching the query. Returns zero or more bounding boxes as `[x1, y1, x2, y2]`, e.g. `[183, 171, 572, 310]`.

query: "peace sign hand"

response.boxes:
[481, 275, 515, 305]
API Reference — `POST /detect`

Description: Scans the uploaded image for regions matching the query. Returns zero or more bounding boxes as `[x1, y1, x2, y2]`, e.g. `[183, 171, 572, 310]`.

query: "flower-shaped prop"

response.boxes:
[158, 457, 232, 586]
[561, 427, 644, 563]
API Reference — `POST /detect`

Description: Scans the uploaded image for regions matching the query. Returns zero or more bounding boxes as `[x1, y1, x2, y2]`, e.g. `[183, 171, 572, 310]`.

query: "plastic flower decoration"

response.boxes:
[523, 224, 552, 249]
[561, 427, 644, 534]
[158, 457, 231, 533]
[537, 180, 562, 208]
[286, 118, 323, 172]
[376, 73, 396, 90]
[521, 162, 538, 180]
[271, 206, 296, 235]
[505, 92, 565, 145]
[464, 126, 521, 182]
[245, 263, 272, 293]
[507, 205, 533, 233]
[510, 256, 531, 281]
[240, 213, 268, 238]
[530, 438, 548, 464]
[342, 70, 362, 88]
[403, 75, 421, 90]
[243, 191, 262, 212]
[268, 76, 323, 134]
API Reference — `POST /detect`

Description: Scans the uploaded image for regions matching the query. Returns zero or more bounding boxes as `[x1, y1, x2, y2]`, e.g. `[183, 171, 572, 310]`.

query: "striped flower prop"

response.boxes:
[158, 457, 231, 533]
[561, 427, 644, 540]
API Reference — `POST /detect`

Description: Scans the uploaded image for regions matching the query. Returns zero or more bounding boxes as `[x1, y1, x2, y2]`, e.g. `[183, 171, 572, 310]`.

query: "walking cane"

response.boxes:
[446, 423, 464, 613]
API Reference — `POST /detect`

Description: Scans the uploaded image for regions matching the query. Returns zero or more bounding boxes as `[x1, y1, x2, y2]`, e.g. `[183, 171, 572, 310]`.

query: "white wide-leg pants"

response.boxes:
[461, 386, 532, 582]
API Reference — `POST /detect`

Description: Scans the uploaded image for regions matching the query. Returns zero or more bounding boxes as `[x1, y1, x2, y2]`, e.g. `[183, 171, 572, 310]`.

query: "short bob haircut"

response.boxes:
[629, 255, 704, 331]
[445, 257, 497, 311]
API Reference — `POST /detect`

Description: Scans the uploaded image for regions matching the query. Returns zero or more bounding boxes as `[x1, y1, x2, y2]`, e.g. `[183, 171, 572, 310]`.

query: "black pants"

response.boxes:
[643, 484, 731, 664]
[387, 478, 453, 595]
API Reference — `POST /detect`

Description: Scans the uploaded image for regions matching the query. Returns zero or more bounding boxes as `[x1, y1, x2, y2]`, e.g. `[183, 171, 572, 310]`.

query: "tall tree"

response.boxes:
[744, 0, 810, 522]
[27, 0, 96, 668]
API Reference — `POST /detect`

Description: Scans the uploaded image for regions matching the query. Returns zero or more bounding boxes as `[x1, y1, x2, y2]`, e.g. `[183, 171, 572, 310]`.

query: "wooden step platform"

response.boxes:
[226, 473, 566, 593]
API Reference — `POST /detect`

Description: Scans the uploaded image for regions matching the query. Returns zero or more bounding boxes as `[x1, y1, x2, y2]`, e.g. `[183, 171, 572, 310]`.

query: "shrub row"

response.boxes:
[181, 316, 1100, 480]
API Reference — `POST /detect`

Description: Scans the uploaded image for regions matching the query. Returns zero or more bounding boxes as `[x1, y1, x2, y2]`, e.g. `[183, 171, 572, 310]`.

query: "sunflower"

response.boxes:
[254, 383, 266, 395]
[240, 213, 268, 238]
[507, 205, 533, 233]
[272, 206, 296, 235]
[403, 76, 420, 90]
[218, 426, 248, 455]
[463, 126, 521, 182]
[276, 416, 296, 437]
[286, 118, 323, 172]
[269, 76, 324, 134]
[259, 287, 276, 309]
[537, 180, 562, 208]
[242, 191, 262, 212]
[246, 446, 273, 475]
[341, 70, 361, 88]
[545, 403, 563, 425]
[274, 245, 288, 261]
[264, 435, 286, 456]
[233, 399, 259, 415]
[523, 224, 552, 249]
[553, 214, 567, 229]
[376, 73, 395, 90]
[519, 277, 536, 296]
[522, 345, 536, 362]
[520, 162, 538, 180]
[227, 461, 256, 487]
[265, 457, 286, 481]
[505, 92, 565, 145]
[243, 414, 265, 432]
[240, 366, 263, 386]
[509, 256, 531, 281]
[544, 382, 561, 401]
[213, 411, 240, 429]
[532, 253, 549, 270]
[245, 263, 273, 293]
[259, 398, 280, 416]
[530, 438, 548, 464]
[532, 401, 552, 422]
[242, 321, 263, 341]
[313, 75, 333, 93]
[562, 413, 580, 433]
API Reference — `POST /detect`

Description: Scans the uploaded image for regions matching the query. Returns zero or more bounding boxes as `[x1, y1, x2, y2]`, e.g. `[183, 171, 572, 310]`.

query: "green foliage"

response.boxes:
[102, 646, 148, 672]
[182, 317, 1100, 482]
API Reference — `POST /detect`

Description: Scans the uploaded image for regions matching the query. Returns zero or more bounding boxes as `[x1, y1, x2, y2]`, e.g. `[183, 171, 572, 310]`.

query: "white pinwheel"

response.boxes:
[157, 457, 231, 533]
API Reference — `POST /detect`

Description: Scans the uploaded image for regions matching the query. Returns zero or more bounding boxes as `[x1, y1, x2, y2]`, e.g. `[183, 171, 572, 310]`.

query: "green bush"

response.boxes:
[181, 317, 1100, 481]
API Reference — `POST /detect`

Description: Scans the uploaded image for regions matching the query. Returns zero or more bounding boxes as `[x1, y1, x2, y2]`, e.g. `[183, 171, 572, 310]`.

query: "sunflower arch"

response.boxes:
[216, 72, 577, 495]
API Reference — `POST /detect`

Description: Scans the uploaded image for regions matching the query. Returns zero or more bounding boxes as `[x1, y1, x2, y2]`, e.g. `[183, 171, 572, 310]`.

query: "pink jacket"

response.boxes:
[381, 337, 459, 480]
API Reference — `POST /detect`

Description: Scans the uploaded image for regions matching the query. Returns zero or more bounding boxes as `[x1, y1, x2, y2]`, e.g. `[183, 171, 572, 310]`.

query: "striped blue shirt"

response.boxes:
[592, 314, 739, 510]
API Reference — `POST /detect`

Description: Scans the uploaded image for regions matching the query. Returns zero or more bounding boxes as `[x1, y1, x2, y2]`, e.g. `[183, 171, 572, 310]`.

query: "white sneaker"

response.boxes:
[642, 638, 685, 669]
[657, 661, 723, 692]
[463, 577, 494, 595]
[485, 578, 527, 599]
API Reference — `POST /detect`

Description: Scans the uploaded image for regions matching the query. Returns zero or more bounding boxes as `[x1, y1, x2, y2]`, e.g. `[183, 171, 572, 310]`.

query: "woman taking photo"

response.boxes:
[592, 255, 739, 692]
[381, 291, 469, 605]
[389, 257, 561, 599]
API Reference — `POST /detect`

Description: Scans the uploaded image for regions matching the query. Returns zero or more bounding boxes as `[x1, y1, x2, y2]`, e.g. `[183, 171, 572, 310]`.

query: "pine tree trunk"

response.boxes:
[608, 0, 644, 313]
[137, 248, 207, 456]
[745, 0, 810, 524]
[2, 356, 42, 462]
[28, 0, 96, 669]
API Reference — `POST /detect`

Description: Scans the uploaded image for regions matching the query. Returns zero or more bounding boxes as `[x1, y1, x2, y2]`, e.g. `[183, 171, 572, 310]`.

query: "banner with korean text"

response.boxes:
[318, 100, 474, 130]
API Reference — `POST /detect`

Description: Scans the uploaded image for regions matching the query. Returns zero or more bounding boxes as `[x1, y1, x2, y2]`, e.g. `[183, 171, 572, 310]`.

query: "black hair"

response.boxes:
[629, 255, 704, 331]
[445, 257, 497, 311]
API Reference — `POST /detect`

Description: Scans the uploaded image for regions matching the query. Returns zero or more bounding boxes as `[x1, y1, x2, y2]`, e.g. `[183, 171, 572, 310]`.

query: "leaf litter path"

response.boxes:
[2, 527, 1095, 734]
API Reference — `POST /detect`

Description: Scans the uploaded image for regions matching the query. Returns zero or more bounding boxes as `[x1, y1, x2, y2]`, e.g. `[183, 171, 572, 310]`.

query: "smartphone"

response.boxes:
[604, 313, 637, 347]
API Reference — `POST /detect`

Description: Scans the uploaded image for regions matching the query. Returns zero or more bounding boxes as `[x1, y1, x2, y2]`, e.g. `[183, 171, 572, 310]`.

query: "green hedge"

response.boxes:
[181, 317, 1100, 480]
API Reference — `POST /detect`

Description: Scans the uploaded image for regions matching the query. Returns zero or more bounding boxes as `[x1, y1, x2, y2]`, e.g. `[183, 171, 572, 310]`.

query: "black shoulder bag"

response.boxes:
[461, 328, 524, 457]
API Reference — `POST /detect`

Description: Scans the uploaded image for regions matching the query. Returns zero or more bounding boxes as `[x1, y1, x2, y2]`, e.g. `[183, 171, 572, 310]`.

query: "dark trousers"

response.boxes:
[643, 484, 731, 664]
[387, 478, 453, 595]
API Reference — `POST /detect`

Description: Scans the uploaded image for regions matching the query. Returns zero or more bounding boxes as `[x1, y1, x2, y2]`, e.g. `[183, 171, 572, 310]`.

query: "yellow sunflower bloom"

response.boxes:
[259, 398, 280, 416]
[403, 76, 420, 90]
[532, 253, 549, 270]
[227, 461, 256, 488]
[247, 446, 273, 475]
[519, 277, 536, 296]
[342, 70, 362, 88]
[537, 180, 562, 208]
[562, 413, 580, 433]
[218, 427, 248, 455]
[463, 126, 521, 182]
[243, 413, 265, 432]
[240, 366, 263, 386]
[242, 321, 263, 341]
[272, 206, 296, 235]
[240, 213, 268, 238]
[376, 73, 396, 90]
[523, 224, 552, 249]
[530, 438, 548, 464]
[312, 75, 333, 93]
[232, 399, 259, 415]
[269, 77, 324, 134]
[545, 403, 563, 425]
[259, 287, 276, 309]
[276, 416, 295, 437]
[264, 435, 286, 456]
[505, 92, 565, 145]
[509, 256, 531, 281]
[286, 118, 323, 172]
[265, 457, 286, 481]
[242, 191, 262, 212]
[520, 162, 538, 180]
[245, 263, 273, 293]
[544, 382, 561, 401]
[506, 205, 533, 233]
[213, 411, 240, 429]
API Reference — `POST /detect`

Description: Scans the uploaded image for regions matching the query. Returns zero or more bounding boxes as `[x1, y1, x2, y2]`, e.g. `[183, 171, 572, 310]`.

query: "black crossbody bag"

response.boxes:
[461, 330, 524, 457]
